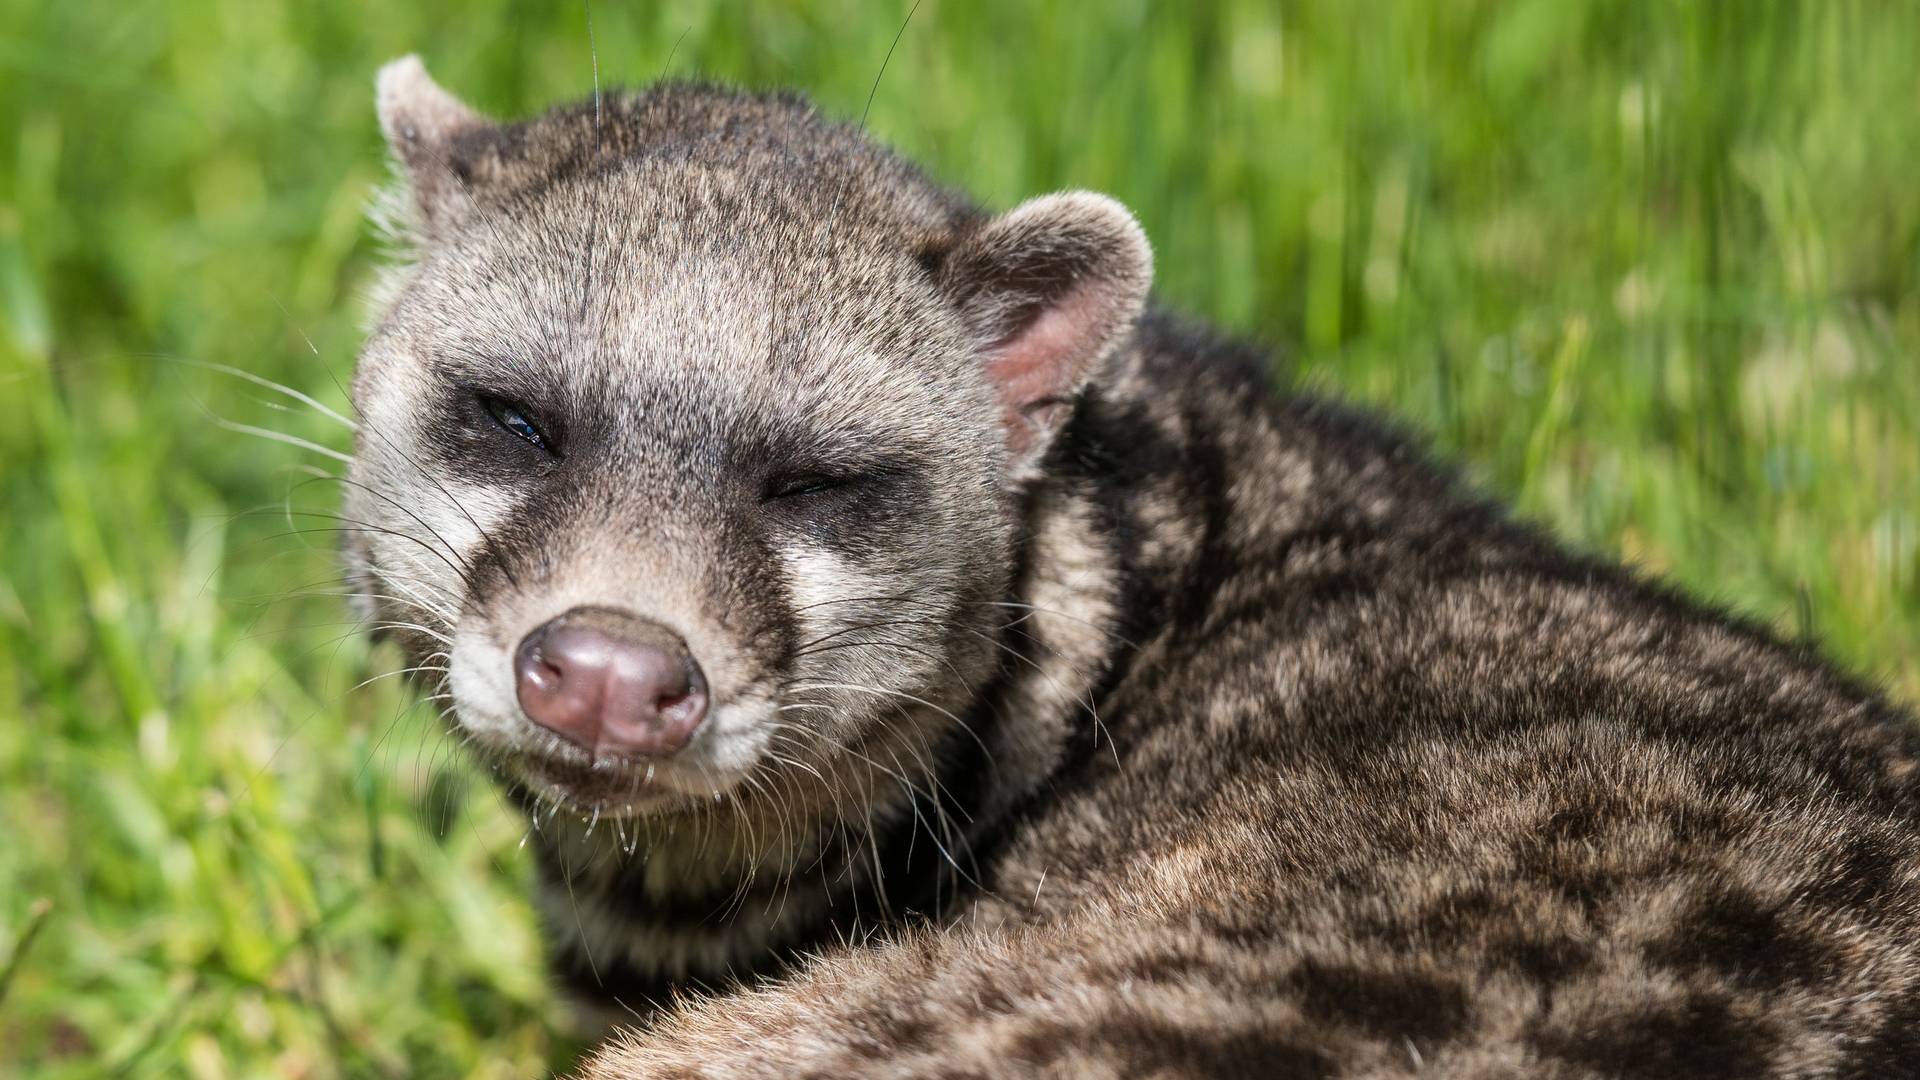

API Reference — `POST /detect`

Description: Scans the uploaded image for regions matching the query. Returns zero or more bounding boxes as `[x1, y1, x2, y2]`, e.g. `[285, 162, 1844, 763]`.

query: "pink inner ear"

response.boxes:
[984, 284, 1105, 454]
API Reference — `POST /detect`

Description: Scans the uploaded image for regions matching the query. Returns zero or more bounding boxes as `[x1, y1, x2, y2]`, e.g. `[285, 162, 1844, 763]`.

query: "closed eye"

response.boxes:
[763, 473, 853, 501]
[480, 394, 555, 455]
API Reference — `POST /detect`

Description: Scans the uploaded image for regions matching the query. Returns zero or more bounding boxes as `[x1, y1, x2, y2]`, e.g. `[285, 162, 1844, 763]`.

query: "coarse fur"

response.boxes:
[344, 57, 1920, 1077]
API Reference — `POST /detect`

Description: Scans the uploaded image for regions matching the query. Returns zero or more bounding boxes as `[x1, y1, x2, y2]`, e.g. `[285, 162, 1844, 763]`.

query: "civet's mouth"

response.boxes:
[492, 701, 777, 819]
[448, 605, 778, 818]
[510, 748, 717, 817]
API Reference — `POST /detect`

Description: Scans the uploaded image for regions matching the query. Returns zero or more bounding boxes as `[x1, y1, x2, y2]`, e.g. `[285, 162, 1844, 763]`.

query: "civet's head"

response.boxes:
[347, 57, 1150, 818]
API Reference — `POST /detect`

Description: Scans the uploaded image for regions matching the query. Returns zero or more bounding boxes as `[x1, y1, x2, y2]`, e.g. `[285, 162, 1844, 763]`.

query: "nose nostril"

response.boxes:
[523, 652, 563, 693]
[655, 685, 704, 722]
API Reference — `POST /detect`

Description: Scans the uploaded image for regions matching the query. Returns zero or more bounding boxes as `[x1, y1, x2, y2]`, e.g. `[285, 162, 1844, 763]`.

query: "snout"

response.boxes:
[513, 607, 709, 757]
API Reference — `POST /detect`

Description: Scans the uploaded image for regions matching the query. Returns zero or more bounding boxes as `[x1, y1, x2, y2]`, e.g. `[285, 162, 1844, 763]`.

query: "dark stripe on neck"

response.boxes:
[955, 381, 1180, 860]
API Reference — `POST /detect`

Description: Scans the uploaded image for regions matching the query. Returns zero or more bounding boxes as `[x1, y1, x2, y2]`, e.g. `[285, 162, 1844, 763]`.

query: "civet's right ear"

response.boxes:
[937, 192, 1153, 476]
[376, 55, 495, 241]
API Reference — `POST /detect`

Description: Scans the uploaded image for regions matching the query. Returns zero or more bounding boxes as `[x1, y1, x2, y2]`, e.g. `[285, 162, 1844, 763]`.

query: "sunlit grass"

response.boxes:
[3, 1, 1916, 1075]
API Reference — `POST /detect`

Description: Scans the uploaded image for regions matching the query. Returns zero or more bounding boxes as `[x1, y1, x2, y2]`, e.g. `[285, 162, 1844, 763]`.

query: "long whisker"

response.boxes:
[820, 0, 923, 241]
[162, 355, 356, 429]
[659, 25, 691, 81]
[212, 416, 354, 463]
[979, 599, 1136, 649]
[782, 680, 993, 764]
[264, 517, 469, 586]
[284, 471, 476, 580]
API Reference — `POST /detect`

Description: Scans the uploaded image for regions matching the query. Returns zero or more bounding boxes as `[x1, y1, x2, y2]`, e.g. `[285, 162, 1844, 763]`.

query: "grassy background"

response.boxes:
[4, 1, 1918, 1075]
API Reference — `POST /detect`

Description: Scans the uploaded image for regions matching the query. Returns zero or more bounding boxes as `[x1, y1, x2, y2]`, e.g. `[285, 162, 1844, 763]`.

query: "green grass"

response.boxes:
[3, 1, 1917, 1074]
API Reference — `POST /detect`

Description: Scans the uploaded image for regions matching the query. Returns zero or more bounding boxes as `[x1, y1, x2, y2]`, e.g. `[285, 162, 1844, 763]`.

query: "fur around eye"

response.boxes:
[480, 394, 554, 455]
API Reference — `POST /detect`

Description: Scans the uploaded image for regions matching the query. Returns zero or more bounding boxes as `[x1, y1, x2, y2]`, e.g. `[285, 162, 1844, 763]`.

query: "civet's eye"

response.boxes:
[764, 473, 850, 501]
[480, 395, 553, 454]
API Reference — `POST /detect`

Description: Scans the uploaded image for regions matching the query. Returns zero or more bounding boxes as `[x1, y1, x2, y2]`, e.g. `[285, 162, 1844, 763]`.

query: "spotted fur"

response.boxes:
[346, 58, 1920, 1078]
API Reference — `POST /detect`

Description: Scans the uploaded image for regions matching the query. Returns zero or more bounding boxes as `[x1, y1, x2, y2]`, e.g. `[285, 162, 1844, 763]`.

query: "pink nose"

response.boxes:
[513, 608, 708, 757]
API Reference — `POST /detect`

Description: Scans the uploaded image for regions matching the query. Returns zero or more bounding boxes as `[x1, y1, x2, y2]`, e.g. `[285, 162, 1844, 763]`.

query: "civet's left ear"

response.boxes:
[375, 55, 496, 241]
[938, 192, 1153, 472]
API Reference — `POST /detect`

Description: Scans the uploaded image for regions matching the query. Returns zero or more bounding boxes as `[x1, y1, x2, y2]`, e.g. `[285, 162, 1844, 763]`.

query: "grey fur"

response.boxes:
[345, 58, 1920, 1078]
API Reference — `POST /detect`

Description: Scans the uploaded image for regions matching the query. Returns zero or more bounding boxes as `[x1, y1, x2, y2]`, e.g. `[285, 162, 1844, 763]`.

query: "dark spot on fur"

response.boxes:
[912, 240, 950, 278]
[867, 1011, 937, 1055]
[1533, 993, 1774, 1079]
[1417, 886, 1509, 944]
[1283, 961, 1470, 1042]
[1356, 886, 1595, 985]
[1645, 885, 1838, 989]
[1541, 804, 1607, 847]
[1090, 946, 1216, 986]
[1112, 1022, 1334, 1080]
[1492, 933, 1594, 985]
[1655, 799, 1741, 848]
[1189, 909, 1280, 951]
[1012, 1019, 1331, 1080]
[1805, 833, 1903, 911]
[1513, 831, 1621, 913]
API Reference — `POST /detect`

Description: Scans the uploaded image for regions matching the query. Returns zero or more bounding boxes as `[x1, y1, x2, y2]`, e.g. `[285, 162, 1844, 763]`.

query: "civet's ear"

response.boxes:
[938, 191, 1152, 471]
[375, 55, 494, 240]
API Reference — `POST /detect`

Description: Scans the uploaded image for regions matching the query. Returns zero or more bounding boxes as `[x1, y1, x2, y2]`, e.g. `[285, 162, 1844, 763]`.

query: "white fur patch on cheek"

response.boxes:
[448, 620, 522, 741]
[360, 378, 510, 535]
[685, 696, 777, 783]
[388, 477, 513, 583]
[781, 545, 938, 689]
[354, 473, 509, 630]
[783, 545, 891, 642]
[349, 382, 514, 622]
[783, 546, 863, 610]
